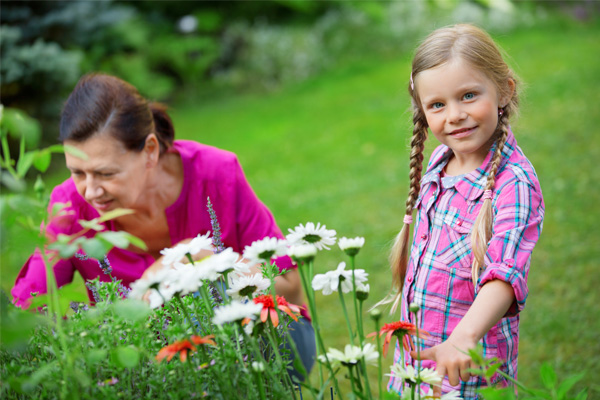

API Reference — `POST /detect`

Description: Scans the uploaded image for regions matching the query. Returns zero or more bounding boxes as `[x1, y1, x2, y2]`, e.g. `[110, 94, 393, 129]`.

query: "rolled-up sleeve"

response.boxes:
[477, 178, 544, 315]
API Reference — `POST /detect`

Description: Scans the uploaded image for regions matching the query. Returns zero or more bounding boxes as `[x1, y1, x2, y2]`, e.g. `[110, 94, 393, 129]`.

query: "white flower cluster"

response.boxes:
[311, 262, 368, 295]
[318, 343, 378, 368]
[129, 246, 244, 308]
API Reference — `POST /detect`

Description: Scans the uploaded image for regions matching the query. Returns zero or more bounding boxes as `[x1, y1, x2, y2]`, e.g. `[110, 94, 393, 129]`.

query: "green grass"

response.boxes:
[2, 15, 599, 397]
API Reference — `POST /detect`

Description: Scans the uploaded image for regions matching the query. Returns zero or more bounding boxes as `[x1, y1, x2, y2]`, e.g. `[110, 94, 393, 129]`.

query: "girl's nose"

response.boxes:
[447, 103, 466, 123]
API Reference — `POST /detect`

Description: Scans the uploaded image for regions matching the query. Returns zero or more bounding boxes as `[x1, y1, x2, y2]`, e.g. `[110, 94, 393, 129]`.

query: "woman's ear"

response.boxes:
[144, 133, 160, 167]
[500, 78, 516, 107]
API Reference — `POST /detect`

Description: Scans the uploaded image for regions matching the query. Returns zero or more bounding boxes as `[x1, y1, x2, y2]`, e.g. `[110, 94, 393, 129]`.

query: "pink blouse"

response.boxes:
[12, 141, 294, 308]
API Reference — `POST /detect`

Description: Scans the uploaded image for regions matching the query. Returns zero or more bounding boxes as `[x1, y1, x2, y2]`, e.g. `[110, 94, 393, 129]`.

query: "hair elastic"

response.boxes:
[498, 108, 504, 117]
[410, 73, 415, 91]
[482, 190, 493, 200]
[403, 215, 413, 224]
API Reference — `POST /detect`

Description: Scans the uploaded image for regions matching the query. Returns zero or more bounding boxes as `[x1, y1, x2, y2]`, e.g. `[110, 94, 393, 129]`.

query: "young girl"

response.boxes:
[387, 24, 544, 398]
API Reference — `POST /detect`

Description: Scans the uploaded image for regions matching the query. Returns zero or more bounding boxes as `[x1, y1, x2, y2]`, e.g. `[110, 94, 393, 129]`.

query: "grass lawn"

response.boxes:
[2, 14, 599, 397]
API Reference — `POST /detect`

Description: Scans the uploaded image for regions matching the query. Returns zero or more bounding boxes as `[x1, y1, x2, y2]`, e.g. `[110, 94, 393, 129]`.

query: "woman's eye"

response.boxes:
[463, 93, 475, 100]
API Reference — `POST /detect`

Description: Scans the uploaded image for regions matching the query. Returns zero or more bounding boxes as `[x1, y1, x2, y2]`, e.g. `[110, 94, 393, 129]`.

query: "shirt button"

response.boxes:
[420, 234, 428, 240]
[407, 276, 413, 283]
[457, 220, 463, 226]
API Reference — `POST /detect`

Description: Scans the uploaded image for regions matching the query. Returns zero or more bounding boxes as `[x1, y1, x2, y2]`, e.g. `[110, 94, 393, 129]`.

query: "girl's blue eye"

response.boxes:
[432, 102, 444, 109]
[464, 93, 475, 100]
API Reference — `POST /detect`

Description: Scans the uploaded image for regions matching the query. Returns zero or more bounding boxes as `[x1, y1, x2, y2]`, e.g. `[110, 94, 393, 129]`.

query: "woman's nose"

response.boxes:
[84, 176, 104, 201]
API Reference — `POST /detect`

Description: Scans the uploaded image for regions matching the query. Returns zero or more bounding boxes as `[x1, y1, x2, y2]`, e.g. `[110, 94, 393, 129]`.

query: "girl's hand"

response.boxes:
[411, 335, 477, 396]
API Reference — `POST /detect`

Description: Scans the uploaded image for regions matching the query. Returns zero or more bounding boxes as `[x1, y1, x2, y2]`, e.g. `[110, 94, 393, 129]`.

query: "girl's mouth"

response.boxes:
[448, 126, 476, 139]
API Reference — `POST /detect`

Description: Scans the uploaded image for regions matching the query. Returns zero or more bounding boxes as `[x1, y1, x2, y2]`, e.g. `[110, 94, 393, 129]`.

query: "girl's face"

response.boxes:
[64, 133, 155, 215]
[416, 58, 507, 168]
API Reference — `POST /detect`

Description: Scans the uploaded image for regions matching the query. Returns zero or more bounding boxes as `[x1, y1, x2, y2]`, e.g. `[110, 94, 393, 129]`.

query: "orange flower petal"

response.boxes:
[270, 308, 279, 327]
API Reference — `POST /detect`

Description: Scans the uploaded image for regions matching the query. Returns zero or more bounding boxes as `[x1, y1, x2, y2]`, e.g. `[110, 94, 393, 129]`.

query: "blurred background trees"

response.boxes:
[5, 0, 595, 147]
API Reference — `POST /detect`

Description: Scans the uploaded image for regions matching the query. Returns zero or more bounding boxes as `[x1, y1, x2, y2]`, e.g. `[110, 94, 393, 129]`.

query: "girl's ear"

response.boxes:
[143, 133, 160, 167]
[500, 78, 516, 107]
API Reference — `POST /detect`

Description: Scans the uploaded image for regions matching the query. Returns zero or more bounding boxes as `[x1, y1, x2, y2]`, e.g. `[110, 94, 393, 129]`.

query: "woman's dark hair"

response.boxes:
[59, 73, 174, 154]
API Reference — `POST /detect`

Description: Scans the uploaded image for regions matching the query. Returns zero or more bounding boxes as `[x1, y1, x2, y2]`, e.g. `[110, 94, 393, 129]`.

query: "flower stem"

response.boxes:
[174, 294, 198, 335]
[337, 282, 355, 345]
[374, 315, 383, 399]
[298, 261, 342, 399]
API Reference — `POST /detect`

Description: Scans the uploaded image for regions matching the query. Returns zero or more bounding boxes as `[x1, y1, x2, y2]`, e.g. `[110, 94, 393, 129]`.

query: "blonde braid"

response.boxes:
[386, 110, 428, 313]
[470, 112, 510, 286]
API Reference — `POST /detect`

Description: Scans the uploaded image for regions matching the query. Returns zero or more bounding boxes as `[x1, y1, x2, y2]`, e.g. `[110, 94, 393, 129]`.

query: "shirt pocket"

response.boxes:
[438, 207, 474, 271]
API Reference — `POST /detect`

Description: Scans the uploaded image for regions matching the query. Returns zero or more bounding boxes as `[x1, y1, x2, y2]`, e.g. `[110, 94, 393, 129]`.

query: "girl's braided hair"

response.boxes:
[385, 24, 519, 314]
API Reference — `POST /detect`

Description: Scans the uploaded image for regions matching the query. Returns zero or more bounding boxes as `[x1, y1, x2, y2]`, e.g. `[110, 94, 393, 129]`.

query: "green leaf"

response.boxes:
[112, 345, 140, 368]
[86, 348, 108, 365]
[32, 150, 52, 173]
[78, 218, 104, 231]
[22, 361, 58, 391]
[540, 363, 557, 389]
[80, 237, 112, 260]
[112, 299, 151, 322]
[556, 372, 585, 399]
[63, 144, 88, 160]
[16, 151, 34, 177]
[46, 144, 65, 153]
[98, 231, 130, 249]
[122, 232, 147, 250]
[97, 208, 136, 222]
[47, 241, 79, 259]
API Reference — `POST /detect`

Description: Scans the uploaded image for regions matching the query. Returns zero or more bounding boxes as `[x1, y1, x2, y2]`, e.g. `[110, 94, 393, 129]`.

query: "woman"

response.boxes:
[11, 73, 314, 380]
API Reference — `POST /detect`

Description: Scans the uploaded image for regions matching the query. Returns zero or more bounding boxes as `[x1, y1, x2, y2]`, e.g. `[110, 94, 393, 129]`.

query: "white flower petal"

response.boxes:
[286, 222, 336, 251]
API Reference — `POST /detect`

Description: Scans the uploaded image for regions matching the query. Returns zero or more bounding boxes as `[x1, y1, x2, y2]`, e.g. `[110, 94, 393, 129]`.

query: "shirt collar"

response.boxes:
[421, 128, 518, 201]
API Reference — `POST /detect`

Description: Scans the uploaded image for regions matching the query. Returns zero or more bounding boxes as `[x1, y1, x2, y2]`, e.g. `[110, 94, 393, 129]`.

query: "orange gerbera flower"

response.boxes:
[156, 335, 216, 363]
[367, 321, 429, 357]
[247, 294, 302, 327]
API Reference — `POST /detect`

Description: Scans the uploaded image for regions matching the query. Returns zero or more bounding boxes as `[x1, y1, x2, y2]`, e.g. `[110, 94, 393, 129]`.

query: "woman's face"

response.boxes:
[64, 133, 152, 214]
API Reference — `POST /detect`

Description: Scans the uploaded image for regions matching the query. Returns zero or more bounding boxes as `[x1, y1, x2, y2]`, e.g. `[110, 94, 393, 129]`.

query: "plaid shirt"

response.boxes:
[389, 130, 544, 398]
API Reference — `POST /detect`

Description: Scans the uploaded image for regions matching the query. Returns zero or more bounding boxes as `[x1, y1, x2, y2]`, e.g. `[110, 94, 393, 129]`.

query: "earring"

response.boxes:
[498, 108, 504, 117]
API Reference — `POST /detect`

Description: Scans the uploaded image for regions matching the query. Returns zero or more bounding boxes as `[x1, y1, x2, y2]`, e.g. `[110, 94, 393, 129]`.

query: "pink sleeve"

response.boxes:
[477, 179, 544, 315]
[11, 249, 75, 308]
[10, 181, 81, 308]
[232, 158, 294, 271]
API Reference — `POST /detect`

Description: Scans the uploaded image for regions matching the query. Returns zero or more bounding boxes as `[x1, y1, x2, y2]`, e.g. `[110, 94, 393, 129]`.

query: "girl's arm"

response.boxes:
[413, 279, 514, 395]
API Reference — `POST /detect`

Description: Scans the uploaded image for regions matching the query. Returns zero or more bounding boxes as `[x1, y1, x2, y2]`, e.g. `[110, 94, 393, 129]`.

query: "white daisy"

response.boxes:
[441, 391, 463, 400]
[226, 273, 271, 299]
[211, 248, 242, 274]
[163, 262, 204, 296]
[192, 249, 240, 282]
[387, 364, 441, 387]
[128, 267, 174, 301]
[338, 236, 365, 256]
[318, 343, 378, 368]
[286, 222, 337, 250]
[287, 244, 317, 263]
[360, 343, 379, 366]
[243, 237, 288, 265]
[311, 262, 368, 295]
[160, 232, 212, 266]
[212, 300, 263, 326]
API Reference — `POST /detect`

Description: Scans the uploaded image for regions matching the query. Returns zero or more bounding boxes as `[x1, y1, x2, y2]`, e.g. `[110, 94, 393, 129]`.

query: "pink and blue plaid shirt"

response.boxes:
[389, 130, 544, 398]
